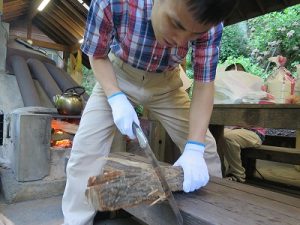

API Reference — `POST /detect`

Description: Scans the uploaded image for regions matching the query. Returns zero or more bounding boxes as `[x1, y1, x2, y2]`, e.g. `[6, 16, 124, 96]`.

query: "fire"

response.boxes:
[51, 119, 77, 148]
[52, 139, 73, 148]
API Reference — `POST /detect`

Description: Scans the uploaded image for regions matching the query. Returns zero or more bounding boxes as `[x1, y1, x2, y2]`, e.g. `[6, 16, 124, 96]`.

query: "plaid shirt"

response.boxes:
[81, 0, 223, 82]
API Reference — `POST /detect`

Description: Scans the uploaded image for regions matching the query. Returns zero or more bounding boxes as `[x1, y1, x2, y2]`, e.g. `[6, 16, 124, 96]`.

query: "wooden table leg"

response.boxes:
[209, 125, 226, 177]
[295, 129, 300, 172]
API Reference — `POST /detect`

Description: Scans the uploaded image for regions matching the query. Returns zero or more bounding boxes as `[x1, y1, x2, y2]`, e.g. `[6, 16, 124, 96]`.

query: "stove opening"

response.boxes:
[51, 118, 79, 149]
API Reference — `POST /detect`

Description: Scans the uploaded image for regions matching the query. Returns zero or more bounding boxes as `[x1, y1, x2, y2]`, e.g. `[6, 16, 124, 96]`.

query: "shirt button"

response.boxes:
[153, 56, 157, 60]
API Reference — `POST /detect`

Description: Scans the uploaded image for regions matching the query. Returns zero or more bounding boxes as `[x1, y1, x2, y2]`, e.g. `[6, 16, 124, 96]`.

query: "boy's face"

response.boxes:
[151, 0, 213, 47]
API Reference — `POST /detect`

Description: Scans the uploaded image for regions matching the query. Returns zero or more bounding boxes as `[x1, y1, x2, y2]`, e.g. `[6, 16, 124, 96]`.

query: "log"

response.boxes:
[51, 119, 79, 134]
[85, 153, 183, 211]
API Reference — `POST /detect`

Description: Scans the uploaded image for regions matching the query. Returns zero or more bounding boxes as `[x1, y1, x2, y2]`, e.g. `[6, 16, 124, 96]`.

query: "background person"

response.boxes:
[223, 63, 266, 182]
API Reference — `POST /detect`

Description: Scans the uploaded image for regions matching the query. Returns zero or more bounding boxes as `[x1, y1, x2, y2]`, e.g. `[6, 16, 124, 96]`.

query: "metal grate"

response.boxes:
[0, 114, 3, 145]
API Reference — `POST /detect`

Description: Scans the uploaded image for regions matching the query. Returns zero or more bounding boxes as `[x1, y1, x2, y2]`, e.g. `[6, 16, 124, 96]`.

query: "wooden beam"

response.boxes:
[33, 17, 71, 45]
[36, 13, 76, 44]
[27, 0, 42, 39]
[66, 0, 89, 18]
[27, 19, 32, 40]
[18, 37, 69, 52]
[28, 0, 42, 19]
[59, 0, 86, 25]
[48, 3, 84, 39]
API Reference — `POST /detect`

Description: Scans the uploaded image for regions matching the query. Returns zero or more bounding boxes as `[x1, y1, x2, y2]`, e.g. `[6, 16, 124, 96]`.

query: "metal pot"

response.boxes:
[53, 86, 85, 115]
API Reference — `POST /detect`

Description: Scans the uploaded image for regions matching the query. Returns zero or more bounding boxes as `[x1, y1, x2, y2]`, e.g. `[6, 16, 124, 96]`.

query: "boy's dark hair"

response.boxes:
[186, 0, 239, 24]
[225, 63, 246, 71]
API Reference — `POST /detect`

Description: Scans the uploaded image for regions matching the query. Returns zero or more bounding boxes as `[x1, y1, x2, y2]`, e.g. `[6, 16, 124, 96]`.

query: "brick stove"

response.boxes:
[0, 106, 79, 203]
[0, 106, 164, 203]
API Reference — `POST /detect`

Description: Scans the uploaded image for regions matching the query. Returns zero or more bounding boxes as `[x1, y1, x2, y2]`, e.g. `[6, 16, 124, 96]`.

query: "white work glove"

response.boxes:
[174, 141, 209, 192]
[108, 91, 140, 139]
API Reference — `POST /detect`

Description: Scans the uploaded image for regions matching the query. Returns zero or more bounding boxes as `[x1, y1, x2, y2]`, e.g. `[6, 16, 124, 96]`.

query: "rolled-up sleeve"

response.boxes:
[191, 23, 223, 82]
[81, 0, 114, 58]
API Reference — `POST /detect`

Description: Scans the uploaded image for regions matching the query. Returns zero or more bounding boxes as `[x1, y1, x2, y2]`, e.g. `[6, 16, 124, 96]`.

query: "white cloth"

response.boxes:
[214, 70, 267, 104]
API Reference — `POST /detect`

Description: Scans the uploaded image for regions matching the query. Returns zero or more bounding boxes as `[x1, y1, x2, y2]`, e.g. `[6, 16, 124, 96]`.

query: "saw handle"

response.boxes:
[132, 122, 148, 148]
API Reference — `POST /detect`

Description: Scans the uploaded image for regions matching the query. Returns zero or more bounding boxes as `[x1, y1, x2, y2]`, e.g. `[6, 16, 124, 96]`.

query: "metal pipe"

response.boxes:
[27, 58, 62, 103]
[9, 55, 41, 106]
[44, 62, 89, 101]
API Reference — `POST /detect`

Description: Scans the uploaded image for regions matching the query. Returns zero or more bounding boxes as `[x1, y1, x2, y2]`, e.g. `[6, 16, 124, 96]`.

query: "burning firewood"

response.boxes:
[85, 153, 183, 211]
[51, 119, 79, 134]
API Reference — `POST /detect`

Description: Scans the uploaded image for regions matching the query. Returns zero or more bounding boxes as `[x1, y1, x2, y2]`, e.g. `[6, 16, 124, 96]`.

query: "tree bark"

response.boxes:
[85, 154, 183, 211]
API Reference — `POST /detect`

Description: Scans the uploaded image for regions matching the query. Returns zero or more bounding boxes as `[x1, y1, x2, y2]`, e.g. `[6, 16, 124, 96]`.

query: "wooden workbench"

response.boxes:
[102, 152, 300, 225]
[126, 177, 300, 225]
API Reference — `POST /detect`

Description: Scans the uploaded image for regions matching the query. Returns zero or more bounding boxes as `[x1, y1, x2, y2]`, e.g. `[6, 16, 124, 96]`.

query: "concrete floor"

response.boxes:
[255, 160, 300, 187]
[0, 195, 143, 225]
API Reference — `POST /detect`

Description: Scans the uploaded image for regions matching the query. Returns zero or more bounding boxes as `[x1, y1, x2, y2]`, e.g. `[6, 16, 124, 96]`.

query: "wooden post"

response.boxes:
[0, 0, 3, 16]
[295, 130, 300, 172]
[26, 0, 42, 40]
[63, 50, 70, 72]
[27, 20, 32, 40]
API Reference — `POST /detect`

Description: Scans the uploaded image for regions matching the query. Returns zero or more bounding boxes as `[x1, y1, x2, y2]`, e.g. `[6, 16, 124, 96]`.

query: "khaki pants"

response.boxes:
[0, 213, 14, 225]
[62, 54, 222, 225]
[223, 128, 262, 181]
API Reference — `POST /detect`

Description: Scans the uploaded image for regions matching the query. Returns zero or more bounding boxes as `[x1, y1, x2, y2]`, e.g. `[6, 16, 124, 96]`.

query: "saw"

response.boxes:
[132, 122, 183, 225]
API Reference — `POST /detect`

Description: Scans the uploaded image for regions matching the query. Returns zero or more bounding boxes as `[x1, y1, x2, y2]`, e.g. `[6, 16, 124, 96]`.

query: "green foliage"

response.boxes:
[186, 5, 300, 81]
[218, 56, 268, 79]
[248, 4, 300, 72]
[81, 66, 96, 95]
[219, 23, 249, 62]
[185, 48, 194, 80]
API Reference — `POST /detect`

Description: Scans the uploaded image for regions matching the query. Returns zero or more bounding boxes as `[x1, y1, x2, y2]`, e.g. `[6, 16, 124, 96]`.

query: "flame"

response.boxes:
[51, 119, 77, 148]
[52, 139, 73, 148]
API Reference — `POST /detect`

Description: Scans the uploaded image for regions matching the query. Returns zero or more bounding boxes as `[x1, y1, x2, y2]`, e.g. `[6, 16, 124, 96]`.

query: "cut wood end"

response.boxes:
[87, 170, 123, 187]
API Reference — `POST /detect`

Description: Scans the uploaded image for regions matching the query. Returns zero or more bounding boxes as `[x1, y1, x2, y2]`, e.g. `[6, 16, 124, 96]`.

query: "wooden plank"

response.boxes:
[204, 180, 300, 221]
[50, 3, 84, 38]
[125, 179, 300, 225]
[34, 15, 74, 44]
[296, 130, 300, 149]
[211, 178, 300, 208]
[242, 145, 300, 164]
[33, 18, 69, 45]
[127, 178, 300, 225]
[40, 11, 78, 41]
[211, 104, 300, 129]
[57, 0, 86, 27]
